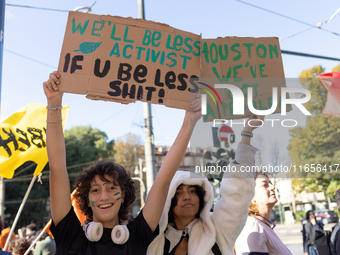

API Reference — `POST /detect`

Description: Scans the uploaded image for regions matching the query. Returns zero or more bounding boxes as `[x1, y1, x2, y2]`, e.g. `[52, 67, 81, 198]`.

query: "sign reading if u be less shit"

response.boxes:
[58, 11, 289, 120]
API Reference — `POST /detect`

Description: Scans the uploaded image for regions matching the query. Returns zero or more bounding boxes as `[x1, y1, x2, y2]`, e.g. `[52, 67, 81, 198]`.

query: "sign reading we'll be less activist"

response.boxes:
[57, 11, 201, 110]
[58, 11, 288, 118]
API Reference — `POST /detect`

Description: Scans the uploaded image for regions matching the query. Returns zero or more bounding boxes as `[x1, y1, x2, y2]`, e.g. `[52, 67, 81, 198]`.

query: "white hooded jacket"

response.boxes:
[147, 143, 257, 255]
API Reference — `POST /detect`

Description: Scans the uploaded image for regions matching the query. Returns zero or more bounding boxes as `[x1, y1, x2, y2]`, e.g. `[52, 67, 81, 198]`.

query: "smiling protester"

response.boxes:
[234, 173, 292, 255]
[147, 114, 264, 255]
[43, 71, 202, 255]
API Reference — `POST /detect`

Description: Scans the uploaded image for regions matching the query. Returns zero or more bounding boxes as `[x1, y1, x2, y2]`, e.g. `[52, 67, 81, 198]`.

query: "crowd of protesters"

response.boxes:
[0, 221, 55, 255]
[2, 69, 339, 255]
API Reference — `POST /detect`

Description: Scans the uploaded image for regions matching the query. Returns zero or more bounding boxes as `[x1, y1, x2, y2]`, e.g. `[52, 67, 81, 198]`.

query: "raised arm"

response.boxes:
[43, 71, 71, 225]
[142, 94, 202, 231]
[213, 114, 264, 253]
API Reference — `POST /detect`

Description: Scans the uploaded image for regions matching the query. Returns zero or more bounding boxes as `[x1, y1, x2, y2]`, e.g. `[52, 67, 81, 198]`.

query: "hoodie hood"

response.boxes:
[147, 171, 216, 255]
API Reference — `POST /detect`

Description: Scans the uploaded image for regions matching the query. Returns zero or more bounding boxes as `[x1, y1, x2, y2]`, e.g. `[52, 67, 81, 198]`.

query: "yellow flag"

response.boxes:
[0, 103, 69, 179]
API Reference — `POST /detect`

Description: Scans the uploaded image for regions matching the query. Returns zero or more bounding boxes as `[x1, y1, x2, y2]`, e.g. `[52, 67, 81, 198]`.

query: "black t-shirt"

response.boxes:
[51, 207, 159, 255]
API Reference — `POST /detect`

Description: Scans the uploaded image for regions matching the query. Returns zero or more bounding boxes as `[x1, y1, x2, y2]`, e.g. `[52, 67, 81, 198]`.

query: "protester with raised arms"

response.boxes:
[43, 71, 202, 255]
[147, 114, 264, 255]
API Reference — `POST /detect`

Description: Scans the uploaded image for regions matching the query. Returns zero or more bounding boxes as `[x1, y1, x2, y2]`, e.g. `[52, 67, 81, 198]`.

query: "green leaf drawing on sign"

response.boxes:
[74, 42, 102, 54]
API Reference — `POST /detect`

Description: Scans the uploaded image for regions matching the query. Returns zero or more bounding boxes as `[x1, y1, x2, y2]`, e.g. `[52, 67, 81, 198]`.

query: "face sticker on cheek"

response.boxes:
[90, 197, 95, 208]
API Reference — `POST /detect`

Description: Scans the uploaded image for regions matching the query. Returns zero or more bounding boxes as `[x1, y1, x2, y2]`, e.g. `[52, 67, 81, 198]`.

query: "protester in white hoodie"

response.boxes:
[147, 114, 263, 255]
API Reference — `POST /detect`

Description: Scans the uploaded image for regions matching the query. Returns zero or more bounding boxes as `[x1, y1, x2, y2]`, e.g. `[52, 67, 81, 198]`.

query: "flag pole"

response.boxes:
[23, 219, 52, 255]
[4, 175, 37, 251]
[23, 227, 47, 255]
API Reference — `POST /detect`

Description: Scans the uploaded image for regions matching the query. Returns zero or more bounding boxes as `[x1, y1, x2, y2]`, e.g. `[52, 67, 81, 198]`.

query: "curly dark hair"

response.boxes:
[74, 160, 136, 223]
[168, 184, 206, 224]
[9, 238, 32, 255]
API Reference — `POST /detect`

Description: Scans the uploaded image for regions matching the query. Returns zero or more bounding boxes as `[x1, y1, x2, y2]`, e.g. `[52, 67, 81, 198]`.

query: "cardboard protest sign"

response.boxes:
[58, 11, 200, 110]
[0, 104, 69, 178]
[58, 12, 290, 120]
[199, 37, 290, 121]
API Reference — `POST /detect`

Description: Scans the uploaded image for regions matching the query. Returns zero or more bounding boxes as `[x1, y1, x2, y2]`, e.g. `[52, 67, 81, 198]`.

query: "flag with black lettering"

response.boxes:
[0, 103, 69, 178]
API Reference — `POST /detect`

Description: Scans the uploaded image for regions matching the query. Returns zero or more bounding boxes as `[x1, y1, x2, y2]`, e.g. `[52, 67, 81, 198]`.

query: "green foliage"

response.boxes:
[295, 211, 305, 222]
[114, 133, 143, 174]
[65, 125, 114, 166]
[332, 64, 340, 73]
[299, 65, 326, 114]
[64, 125, 114, 186]
[326, 179, 340, 199]
[289, 65, 340, 194]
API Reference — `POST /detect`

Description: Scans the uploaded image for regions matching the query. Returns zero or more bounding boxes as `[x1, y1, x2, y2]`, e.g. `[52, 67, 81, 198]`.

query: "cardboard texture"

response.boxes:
[58, 12, 290, 120]
[200, 37, 290, 120]
[58, 11, 200, 110]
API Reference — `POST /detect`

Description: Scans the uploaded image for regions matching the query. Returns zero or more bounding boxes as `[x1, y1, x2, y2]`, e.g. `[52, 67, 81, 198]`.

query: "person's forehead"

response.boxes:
[176, 184, 195, 190]
[91, 174, 116, 185]
[257, 175, 269, 181]
[256, 175, 271, 184]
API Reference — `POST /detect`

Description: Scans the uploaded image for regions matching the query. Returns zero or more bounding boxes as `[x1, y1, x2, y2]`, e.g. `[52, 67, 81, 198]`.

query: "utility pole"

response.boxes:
[0, 0, 6, 217]
[138, 0, 157, 193]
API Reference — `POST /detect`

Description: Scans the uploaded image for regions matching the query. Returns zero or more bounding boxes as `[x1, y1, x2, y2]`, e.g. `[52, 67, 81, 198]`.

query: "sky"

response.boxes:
[1, 0, 340, 150]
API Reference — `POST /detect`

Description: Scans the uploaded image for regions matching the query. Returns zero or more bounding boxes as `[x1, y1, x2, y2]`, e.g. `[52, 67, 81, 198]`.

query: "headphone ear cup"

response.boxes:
[83, 221, 103, 242]
[111, 225, 129, 244]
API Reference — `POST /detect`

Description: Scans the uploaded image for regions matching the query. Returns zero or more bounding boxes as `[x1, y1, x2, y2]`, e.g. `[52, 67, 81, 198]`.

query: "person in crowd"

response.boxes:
[147, 114, 264, 255]
[34, 231, 56, 255]
[234, 173, 292, 254]
[302, 210, 324, 255]
[43, 71, 202, 255]
[330, 188, 340, 255]
[0, 222, 16, 251]
[26, 224, 37, 242]
[9, 238, 32, 255]
[17, 228, 26, 239]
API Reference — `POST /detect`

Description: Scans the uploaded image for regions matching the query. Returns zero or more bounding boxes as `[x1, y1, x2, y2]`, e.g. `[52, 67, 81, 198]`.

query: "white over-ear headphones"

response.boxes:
[83, 219, 130, 244]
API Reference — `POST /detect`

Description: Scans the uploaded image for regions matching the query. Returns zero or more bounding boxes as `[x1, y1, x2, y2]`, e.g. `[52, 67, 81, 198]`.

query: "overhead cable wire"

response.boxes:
[95, 103, 134, 127]
[130, 102, 143, 134]
[234, 0, 340, 37]
[279, 27, 314, 42]
[280, 8, 340, 41]
[4, 49, 57, 69]
[317, 7, 340, 27]
[281, 50, 340, 61]
[5, 4, 69, 13]
[6, 1, 98, 13]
